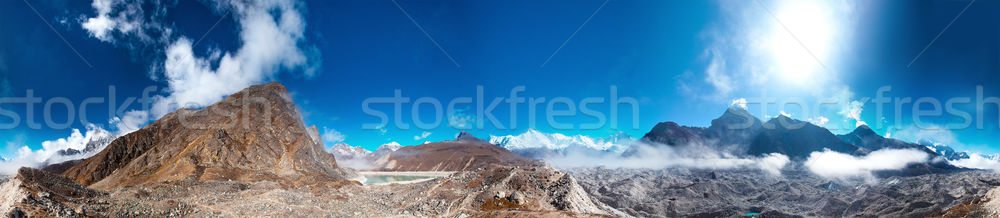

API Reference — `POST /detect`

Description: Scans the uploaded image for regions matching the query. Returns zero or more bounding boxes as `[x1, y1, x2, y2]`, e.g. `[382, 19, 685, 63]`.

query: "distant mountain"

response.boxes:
[837, 125, 942, 157]
[490, 129, 633, 159]
[639, 122, 705, 147]
[328, 143, 372, 160]
[372, 142, 402, 160]
[456, 131, 490, 144]
[914, 140, 971, 161]
[631, 107, 763, 156]
[748, 115, 861, 159]
[703, 106, 763, 150]
[375, 132, 530, 171]
[61, 82, 356, 190]
[41, 129, 117, 167]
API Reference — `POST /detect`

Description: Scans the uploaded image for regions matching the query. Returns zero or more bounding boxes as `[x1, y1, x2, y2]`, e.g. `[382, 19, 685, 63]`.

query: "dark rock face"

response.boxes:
[704, 107, 763, 150]
[640, 122, 706, 146]
[837, 125, 927, 152]
[747, 116, 861, 160]
[633, 108, 864, 160]
[62, 82, 354, 190]
[40, 159, 84, 174]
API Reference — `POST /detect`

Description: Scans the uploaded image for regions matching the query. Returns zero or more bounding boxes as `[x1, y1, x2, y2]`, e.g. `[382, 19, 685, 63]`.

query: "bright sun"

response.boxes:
[767, 1, 836, 86]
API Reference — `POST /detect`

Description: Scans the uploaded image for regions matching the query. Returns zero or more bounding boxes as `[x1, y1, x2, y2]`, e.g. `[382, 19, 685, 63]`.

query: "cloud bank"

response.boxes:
[949, 154, 1000, 170]
[548, 141, 790, 175]
[804, 148, 929, 182]
[492, 130, 789, 175]
[0, 125, 115, 175]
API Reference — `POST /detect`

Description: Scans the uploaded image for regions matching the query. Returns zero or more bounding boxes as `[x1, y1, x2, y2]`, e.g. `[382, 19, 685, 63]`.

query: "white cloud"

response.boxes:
[110, 110, 149, 134]
[804, 148, 929, 183]
[949, 153, 1000, 171]
[808, 116, 830, 126]
[80, 0, 171, 46]
[80, 0, 321, 129]
[779, 110, 791, 118]
[80, 0, 117, 42]
[448, 109, 475, 129]
[322, 127, 346, 144]
[704, 52, 733, 97]
[0, 125, 116, 175]
[730, 98, 748, 109]
[547, 140, 790, 176]
[413, 131, 431, 140]
[841, 100, 866, 127]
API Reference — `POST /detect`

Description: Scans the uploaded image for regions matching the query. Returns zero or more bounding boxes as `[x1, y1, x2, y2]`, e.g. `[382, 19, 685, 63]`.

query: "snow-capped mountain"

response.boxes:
[327, 142, 402, 162]
[489, 129, 634, 159]
[328, 143, 372, 160]
[914, 139, 971, 161]
[43, 127, 118, 165]
[372, 142, 402, 159]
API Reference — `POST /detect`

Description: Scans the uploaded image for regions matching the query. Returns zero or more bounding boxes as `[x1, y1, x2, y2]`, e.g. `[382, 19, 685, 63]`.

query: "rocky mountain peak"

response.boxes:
[849, 125, 877, 137]
[710, 107, 762, 130]
[455, 131, 490, 144]
[641, 122, 704, 146]
[62, 82, 355, 190]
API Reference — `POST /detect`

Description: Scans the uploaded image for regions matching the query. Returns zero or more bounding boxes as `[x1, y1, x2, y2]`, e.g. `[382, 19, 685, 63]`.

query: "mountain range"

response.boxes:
[2, 82, 998, 217]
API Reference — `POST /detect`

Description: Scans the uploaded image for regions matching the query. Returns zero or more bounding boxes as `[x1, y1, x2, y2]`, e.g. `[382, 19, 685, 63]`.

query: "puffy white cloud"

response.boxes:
[81, 0, 321, 128]
[110, 110, 149, 134]
[546, 140, 790, 175]
[322, 127, 346, 144]
[413, 131, 431, 140]
[80, 0, 117, 42]
[151, 0, 314, 118]
[949, 153, 1000, 171]
[730, 98, 748, 109]
[80, 0, 172, 46]
[448, 109, 475, 129]
[804, 148, 929, 182]
[840, 100, 866, 127]
[808, 116, 830, 126]
[0, 125, 116, 175]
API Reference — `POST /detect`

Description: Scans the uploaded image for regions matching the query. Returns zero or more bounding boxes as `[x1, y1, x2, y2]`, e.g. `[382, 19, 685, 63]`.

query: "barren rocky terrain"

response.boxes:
[566, 166, 1000, 217]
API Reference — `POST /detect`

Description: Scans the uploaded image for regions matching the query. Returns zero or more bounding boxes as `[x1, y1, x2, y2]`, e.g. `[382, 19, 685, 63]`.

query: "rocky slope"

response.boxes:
[567, 166, 1000, 217]
[940, 186, 1000, 217]
[62, 82, 355, 190]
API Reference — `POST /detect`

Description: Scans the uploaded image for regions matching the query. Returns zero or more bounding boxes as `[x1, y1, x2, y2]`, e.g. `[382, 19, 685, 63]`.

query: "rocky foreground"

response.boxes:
[0, 163, 625, 217]
[566, 166, 1000, 217]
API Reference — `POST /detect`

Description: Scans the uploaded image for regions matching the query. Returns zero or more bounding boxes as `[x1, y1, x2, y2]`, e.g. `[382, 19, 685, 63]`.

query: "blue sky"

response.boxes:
[0, 0, 999, 156]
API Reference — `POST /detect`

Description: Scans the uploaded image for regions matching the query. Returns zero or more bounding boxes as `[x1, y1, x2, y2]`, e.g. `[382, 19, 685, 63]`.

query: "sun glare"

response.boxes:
[768, 1, 835, 86]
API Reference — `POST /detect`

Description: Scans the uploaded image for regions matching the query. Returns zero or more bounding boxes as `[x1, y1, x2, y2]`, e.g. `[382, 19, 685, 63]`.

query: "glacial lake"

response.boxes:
[358, 171, 453, 185]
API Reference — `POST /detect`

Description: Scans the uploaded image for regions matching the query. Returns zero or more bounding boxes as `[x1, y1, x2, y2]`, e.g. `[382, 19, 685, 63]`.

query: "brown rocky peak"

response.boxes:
[62, 82, 355, 190]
